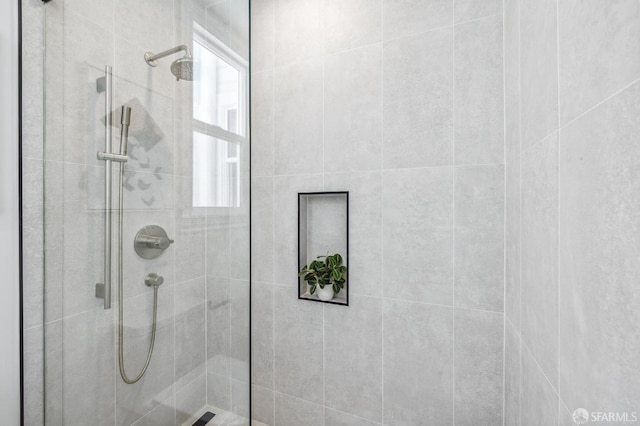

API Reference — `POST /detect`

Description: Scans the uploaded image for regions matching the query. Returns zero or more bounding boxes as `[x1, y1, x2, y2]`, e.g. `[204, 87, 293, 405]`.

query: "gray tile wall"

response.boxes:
[504, 0, 640, 423]
[250, 0, 505, 424]
[21, 0, 249, 424]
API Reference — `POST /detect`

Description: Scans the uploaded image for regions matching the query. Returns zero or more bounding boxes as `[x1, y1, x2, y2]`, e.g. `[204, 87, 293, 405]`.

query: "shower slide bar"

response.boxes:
[95, 65, 113, 309]
[95, 65, 130, 309]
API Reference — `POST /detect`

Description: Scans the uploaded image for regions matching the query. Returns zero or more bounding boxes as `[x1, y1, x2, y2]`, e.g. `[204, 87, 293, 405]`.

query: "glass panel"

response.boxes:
[41, 0, 250, 424]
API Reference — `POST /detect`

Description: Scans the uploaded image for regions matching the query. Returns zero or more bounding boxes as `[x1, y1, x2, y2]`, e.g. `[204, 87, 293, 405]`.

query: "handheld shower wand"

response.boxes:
[119, 106, 131, 155]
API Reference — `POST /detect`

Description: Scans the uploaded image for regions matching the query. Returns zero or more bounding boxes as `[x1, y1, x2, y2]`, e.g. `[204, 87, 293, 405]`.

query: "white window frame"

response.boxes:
[192, 23, 248, 209]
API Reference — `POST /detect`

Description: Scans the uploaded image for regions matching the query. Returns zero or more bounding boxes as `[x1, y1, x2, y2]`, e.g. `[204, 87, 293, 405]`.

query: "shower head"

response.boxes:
[144, 45, 193, 81]
[170, 57, 194, 82]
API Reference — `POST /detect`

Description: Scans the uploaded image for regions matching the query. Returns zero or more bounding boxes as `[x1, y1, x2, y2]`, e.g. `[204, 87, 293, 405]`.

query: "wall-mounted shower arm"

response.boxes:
[144, 45, 191, 67]
[144, 44, 194, 81]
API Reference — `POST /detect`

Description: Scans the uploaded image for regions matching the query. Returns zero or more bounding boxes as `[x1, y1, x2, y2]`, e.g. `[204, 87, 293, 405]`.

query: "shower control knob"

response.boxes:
[145, 235, 174, 250]
[145, 273, 164, 288]
[134, 225, 174, 259]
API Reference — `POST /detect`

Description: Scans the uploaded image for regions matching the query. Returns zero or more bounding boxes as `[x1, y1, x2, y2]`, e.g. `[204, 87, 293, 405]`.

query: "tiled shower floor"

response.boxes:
[180, 405, 267, 426]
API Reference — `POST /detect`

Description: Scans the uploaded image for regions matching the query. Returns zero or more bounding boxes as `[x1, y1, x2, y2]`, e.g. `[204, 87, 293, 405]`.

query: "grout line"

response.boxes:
[271, 1, 277, 423]
[520, 339, 561, 399]
[269, 284, 505, 315]
[555, 0, 563, 418]
[321, 9, 326, 424]
[454, 12, 503, 27]
[452, 0, 457, 423]
[268, 163, 507, 179]
[380, 0, 385, 422]
[322, 304, 326, 426]
[514, 0, 523, 424]
[501, 0, 508, 424]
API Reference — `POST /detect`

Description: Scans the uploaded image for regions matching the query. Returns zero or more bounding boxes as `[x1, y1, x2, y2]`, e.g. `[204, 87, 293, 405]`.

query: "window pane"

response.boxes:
[192, 131, 240, 208]
[193, 40, 241, 134]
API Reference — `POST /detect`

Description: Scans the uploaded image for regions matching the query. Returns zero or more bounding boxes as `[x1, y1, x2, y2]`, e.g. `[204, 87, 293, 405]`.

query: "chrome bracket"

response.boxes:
[95, 282, 105, 299]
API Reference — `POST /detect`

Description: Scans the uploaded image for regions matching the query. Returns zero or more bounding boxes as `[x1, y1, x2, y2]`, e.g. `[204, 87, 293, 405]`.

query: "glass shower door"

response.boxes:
[41, 1, 249, 424]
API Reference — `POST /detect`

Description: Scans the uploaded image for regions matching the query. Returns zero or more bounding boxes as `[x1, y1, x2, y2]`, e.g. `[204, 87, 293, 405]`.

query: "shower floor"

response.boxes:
[180, 405, 268, 426]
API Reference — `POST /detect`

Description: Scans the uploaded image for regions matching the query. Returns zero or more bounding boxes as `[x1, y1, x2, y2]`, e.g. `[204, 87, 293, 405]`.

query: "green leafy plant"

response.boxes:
[299, 253, 347, 296]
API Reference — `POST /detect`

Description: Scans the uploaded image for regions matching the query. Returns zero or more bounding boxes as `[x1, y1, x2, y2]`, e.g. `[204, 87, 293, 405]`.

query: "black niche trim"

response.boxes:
[297, 191, 350, 306]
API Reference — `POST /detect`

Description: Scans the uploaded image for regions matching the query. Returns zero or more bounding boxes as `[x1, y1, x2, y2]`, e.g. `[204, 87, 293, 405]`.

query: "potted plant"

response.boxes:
[299, 253, 347, 301]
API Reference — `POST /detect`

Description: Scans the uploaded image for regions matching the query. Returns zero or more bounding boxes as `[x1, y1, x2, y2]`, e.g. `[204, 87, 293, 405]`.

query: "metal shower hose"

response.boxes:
[116, 129, 159, 384]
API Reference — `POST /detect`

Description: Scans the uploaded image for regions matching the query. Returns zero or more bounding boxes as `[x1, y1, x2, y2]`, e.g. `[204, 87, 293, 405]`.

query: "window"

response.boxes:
[192, 23, 247, 208]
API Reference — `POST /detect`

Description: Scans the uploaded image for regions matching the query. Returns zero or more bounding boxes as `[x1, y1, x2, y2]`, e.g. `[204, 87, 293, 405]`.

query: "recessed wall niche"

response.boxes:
[298, 192, 349, 306]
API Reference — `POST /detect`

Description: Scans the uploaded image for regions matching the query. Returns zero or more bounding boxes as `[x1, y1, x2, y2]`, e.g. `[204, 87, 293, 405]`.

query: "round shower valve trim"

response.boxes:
[134, 225, 174, 259]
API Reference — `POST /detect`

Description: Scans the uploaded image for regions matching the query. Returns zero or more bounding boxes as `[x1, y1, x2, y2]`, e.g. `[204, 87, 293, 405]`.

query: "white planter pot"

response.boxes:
[317, 285, 335, 301]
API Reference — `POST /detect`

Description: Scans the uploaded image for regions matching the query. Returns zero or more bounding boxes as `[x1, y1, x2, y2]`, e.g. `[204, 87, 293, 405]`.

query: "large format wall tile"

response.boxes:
[252, 385, 275, 425]
[454, 165, 504, 312]
[383, 300, 454, 425]
[325, 408, 383, 426]
[519, 0, 558, 149]
[324, 172, 383, 298]
[273, 286, 324, 404]
[273, 58, 323, 176]
[251, 177, 274, 284]
[274, 393, 323, 426]
[207, 277, 231, 379]
[559, 81, 640, 414]
[174, 278, 206, 390]
[383, 0, 452, 41]
[230, 280, 250, 382]
[505, 321, 521, 426]
[23, 325, 44, 426]
[383, 167, 454, 305]
[175, 218, 206, 283]
[521, 345, 558, 426]
[206, 215, 231, 280]
[505, 157, 521, 329]
[558, 0, 640, 124]
[117, 287, 175, 426]
[323, 0, 381, 54]
[251, 0, 275, 71]
[324, 296, 383, 422]
[63, 308, 115, 426]
[454, 15, 504, 165]
[504, 0, 520, 161]
[251, 284, 274, 389]
[274, 0, 322, 66]
[273, 174, 322, 286]
[114, 0, 174, 53]
[383, 28, 453, 169]
[232, 378, 250, 419]
[22, 1, 45, 161]
[22, 158, 44, 329]
[455, 0, 501, 23]
[520, 132, 558, 389]
[454, 309, 504, 425]
[324, 44, 382, 173]
[251, 70, 274, 177]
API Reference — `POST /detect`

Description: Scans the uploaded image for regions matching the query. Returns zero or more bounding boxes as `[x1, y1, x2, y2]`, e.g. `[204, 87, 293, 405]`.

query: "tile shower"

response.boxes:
[250, 0, 505, 424]
[19, 0, 640, 425]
